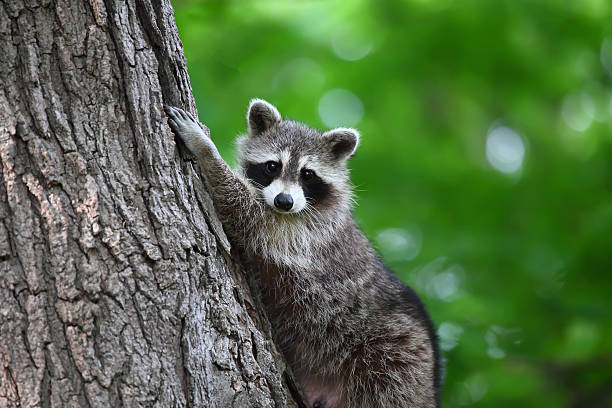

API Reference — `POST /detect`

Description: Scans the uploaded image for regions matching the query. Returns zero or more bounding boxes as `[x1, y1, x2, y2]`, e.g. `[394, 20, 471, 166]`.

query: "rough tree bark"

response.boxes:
[0, 0, 298, 406]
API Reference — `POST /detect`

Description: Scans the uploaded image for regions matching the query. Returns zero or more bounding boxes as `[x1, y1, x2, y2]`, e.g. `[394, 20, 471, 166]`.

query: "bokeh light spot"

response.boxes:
[485, 325, 521, 360]
[273, 58, 325, 92]
[414, 257, 464, 301]
[459, 374, 488, 405]
[376, 227, 422, 261]
[331, 27, 373, 61]
[438, 322, 464, 351]
[318, 88, 364, 128]
[561, 91, 595, 132]
[485, 126, 525, 174]
[601, 36, 612, 76]
[487, 347, 506, 359]
[432, 270, 460, 300]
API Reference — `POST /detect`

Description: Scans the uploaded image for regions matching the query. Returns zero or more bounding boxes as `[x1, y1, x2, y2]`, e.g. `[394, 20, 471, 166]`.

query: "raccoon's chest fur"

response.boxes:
[256, 260, 355, 378]
[240, 203, 346, 269]
[253, 221, 377, 372]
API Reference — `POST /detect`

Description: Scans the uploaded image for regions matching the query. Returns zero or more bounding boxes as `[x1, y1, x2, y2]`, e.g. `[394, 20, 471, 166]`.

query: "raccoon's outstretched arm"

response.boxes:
[165, 105, 260, 238]
[165, 105, 221, 162]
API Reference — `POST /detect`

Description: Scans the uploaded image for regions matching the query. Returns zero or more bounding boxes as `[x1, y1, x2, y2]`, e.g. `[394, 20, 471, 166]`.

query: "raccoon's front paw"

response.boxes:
[164, 105, 215, 155]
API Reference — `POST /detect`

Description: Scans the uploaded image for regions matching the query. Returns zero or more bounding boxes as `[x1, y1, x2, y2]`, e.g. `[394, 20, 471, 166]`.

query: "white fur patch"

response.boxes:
[242, 150, 279, 164]
[262, 179, 284, 207]
[298, 155, 312, 170]
[299, 156, 347, 185]
[286, 183, 307, 213]
[262, 179, 307, 213]
[280, 149, 291, 165]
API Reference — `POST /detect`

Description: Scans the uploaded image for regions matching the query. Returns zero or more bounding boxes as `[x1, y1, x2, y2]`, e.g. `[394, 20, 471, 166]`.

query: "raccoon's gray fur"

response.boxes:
[165, 100, 441, 408]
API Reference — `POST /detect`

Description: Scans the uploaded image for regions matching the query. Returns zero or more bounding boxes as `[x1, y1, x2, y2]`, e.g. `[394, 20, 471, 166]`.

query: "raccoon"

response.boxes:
[165, 100, 441, 408]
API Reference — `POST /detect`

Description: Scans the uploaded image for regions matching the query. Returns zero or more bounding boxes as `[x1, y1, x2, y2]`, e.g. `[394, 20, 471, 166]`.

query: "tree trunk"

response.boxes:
[0, 0, 297, 406]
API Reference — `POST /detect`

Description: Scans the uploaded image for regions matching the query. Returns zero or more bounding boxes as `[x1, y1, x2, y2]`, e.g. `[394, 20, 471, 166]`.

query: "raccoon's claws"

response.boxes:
[165, 105, 193, 121]
[165, 105, 195, 135]
[164, 105, 217, 157]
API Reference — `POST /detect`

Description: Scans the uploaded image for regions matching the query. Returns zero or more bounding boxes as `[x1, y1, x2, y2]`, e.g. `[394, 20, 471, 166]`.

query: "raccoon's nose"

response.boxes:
[274, 193, 293, 211]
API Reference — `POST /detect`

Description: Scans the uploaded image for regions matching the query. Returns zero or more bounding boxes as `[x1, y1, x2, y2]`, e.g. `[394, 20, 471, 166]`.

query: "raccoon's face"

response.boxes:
[237, 99, 359, 215]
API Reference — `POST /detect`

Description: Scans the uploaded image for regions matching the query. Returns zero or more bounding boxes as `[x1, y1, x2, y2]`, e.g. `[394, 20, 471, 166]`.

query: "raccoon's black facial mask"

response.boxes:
[246, 161, 280, 188]
[300, 168, 331, 206]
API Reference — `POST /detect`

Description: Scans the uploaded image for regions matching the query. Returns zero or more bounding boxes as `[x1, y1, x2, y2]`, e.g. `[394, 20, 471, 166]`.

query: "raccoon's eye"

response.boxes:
[301, 168, 315, 181]
[265, 161, 281, 175]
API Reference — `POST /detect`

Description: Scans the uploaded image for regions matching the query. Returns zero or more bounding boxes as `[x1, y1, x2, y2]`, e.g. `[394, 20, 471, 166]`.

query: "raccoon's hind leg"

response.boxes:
[344, 331, 438, 408]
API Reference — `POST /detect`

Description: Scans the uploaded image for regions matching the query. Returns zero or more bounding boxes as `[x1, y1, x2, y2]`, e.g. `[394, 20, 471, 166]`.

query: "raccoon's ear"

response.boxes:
[322, 128, 360, 161]
[247, 98, 282, 137]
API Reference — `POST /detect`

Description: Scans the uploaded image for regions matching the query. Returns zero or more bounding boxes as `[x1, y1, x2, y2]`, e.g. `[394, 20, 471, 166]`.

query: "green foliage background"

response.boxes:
[172, 0, 612, 406]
